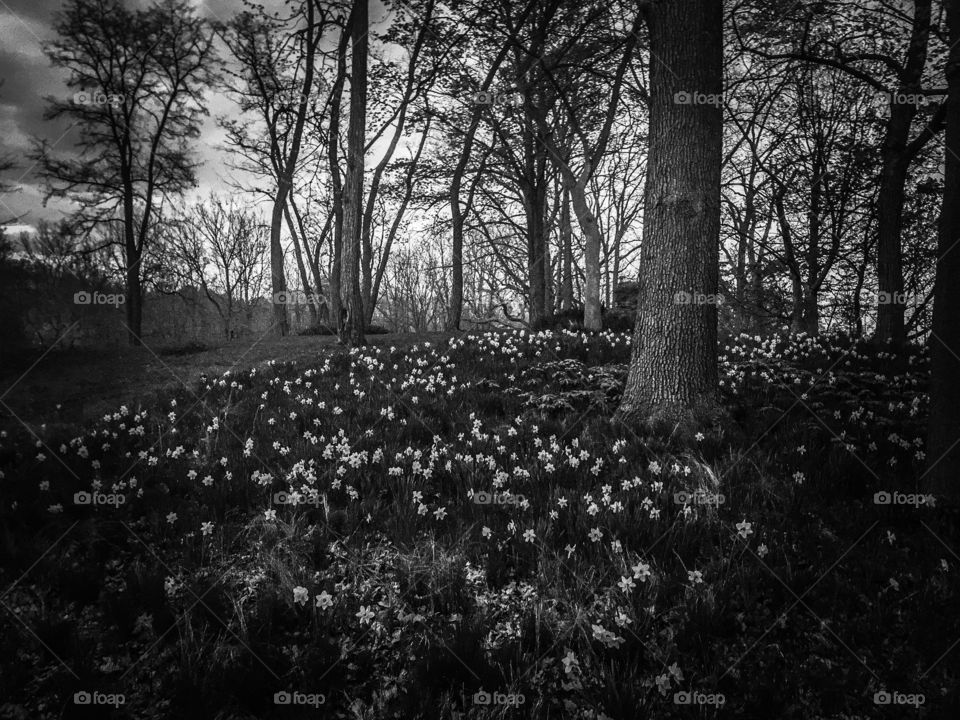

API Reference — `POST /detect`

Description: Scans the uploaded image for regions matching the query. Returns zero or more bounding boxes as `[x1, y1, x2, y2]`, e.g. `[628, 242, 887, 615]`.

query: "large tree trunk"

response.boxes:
[524, 181, 549, 328]
[328, 10, 351, 333]
[925, 0, 960, 506]
[341, 0, 367, 345]
[618, 0, 722, 426]
[874, 0, 931, 348]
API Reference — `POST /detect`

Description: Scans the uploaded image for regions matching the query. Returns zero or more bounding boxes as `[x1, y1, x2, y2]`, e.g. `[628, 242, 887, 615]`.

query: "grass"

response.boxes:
[0, 329, 956, 719]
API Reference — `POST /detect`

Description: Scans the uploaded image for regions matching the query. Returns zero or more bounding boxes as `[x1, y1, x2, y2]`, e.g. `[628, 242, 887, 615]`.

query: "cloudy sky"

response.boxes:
[0, 0, 295, 235]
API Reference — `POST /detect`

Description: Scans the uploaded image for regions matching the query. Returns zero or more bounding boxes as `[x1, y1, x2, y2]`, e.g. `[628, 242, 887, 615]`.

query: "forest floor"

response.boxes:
[0, 329, 956, 719]
[0, 332, 448, 426]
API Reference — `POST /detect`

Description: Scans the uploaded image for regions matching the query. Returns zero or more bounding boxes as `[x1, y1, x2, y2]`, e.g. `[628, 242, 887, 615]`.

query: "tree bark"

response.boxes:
[875, 0, 931, 348]
[925, 0, 960, 506]
[328, 9, 352, 333]
[341, 0, 367, 345]
[617, 0, 722, 426]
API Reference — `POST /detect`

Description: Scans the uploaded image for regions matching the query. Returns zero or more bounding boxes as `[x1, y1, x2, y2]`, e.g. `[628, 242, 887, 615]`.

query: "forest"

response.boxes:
[0, 0, 959, 717]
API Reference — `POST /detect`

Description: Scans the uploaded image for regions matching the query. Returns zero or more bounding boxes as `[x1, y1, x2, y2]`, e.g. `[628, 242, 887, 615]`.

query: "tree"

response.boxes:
[618, 0, 723, 426]
[735, 0, 946, 347]
[165, 195, 269, 337]
[925, 0, 960, 505]
[218, 0, 328, 336]
[33, 0, 218, 346]
[341, 0, 367, 345]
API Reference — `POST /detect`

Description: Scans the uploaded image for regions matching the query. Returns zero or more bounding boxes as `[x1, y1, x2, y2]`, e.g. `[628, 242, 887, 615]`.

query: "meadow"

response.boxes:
[0, 329, 955, 719]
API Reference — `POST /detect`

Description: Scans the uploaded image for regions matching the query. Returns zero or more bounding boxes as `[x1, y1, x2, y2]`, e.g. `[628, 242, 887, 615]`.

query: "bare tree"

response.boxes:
[32, 0, 218, 346]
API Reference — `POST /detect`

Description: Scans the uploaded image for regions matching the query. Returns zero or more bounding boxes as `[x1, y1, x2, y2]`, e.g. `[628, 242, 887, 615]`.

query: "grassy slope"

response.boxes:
[0, 329, 956, 720]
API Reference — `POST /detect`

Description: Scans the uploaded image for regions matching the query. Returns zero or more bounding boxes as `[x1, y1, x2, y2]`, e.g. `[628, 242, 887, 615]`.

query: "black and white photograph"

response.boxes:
[0, 0, 959, 717]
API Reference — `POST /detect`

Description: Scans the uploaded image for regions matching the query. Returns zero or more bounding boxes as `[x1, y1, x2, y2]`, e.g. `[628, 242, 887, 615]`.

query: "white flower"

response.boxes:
[481, 526, 492, 539]
[523, 529, 536, 543]
[165, 512, 177, 524]
[292, 586, 309, 606]
[315, 591, 333, 610]
[757, 543, 769, 558]
[736, 519, 753, 540]
[356, 605, 375, 625]
[200, 521, 214, 536]
[632, 562, 651, 581]
[618, 575, 636, 592]
[687, 569, 704, 585]
[264, 509, 277, 521]
[588, 527, 603, 543]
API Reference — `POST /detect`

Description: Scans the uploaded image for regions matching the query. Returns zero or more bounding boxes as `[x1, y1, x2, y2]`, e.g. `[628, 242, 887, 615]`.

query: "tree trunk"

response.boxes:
[122, 180, 143, 346]
[284, 202, 318, 327]
[618, 0, 722, 426]
[524, 182, 548, 328]
[341, 0, 367, 345]
[560, 187, 573, 311]
[572, 174, 603, 330]
[125, 247, 143, 345]
[875, 0, 931, 348]
[269, 191, 290, 336]
[925, 0, 960, 506]
[328, 10, 352, 333]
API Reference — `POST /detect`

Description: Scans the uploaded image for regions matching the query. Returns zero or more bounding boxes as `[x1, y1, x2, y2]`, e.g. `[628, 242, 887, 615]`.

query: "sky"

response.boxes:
[0, 0, 315, 236]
